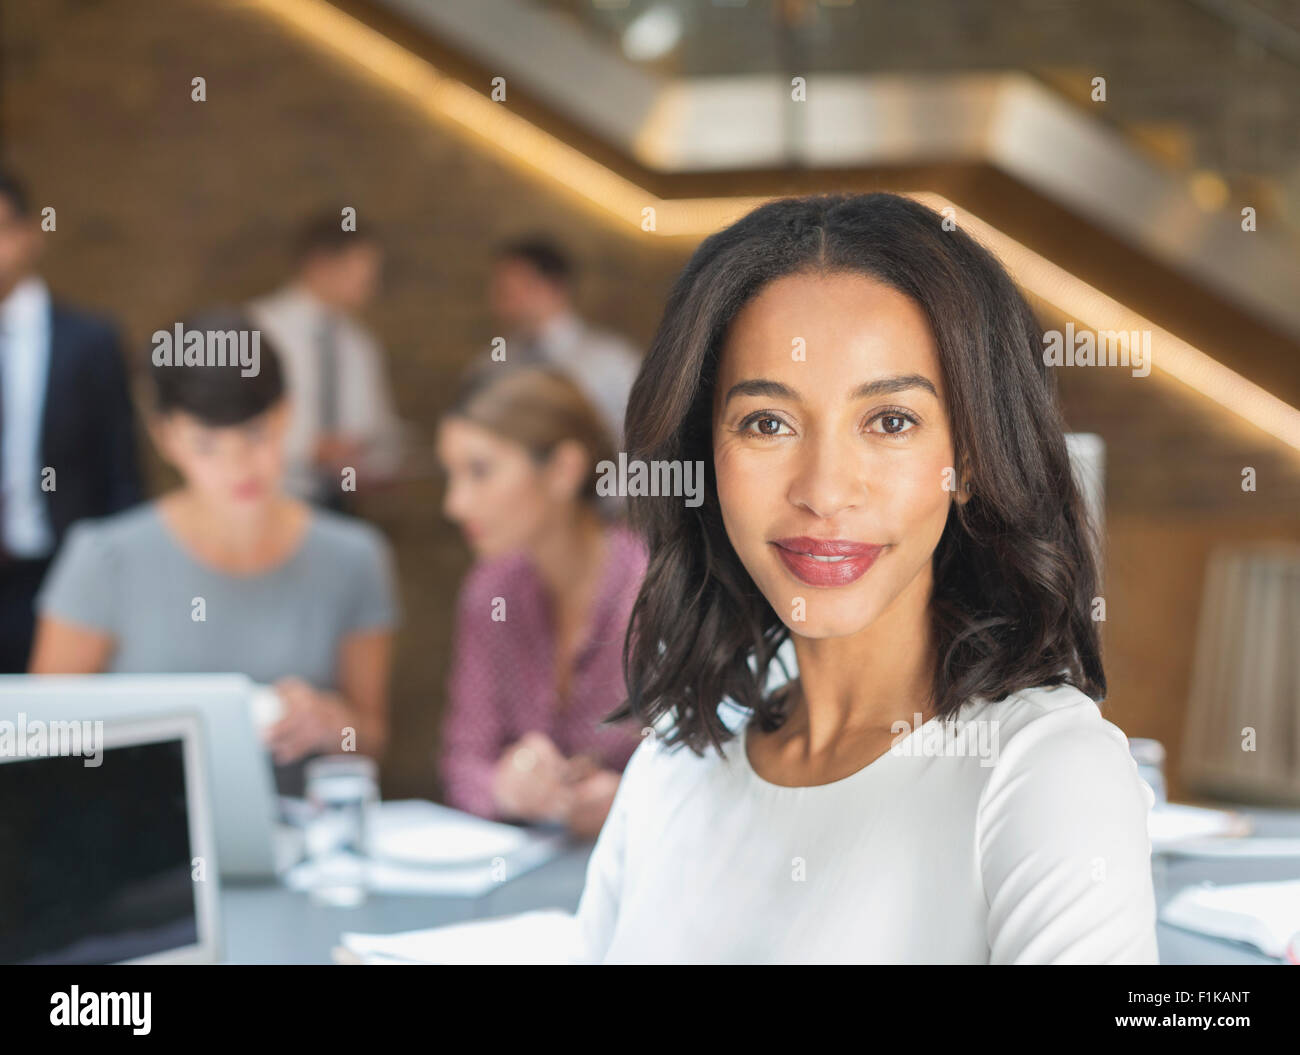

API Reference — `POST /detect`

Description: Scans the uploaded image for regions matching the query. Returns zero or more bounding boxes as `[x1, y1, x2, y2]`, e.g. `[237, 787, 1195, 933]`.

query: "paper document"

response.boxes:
[338, 908, 583, 964]
[1148, 802, 1251, 851]
[1160, 879, 1300, 959]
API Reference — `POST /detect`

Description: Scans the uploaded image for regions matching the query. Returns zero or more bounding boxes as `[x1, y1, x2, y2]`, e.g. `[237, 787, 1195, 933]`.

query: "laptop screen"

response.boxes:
[0, 737, 200, 965]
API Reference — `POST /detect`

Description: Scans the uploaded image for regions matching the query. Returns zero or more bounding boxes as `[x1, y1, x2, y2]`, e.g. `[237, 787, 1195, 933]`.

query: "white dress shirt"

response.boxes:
[521, 311, 641, 446]
[0, 275, 54, 557]
[246, 284, 404, 501]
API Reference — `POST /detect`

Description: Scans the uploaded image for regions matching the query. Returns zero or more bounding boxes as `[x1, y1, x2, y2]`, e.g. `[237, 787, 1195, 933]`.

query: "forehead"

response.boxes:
[437, 415, 512, 455]
[716, 270, 943, 399]
[494, 257, 541, 281]
[340, 241, 380, 264]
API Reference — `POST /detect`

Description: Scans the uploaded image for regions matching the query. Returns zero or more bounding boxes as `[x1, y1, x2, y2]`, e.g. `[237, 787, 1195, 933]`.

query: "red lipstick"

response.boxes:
[771, 536, 884, 588]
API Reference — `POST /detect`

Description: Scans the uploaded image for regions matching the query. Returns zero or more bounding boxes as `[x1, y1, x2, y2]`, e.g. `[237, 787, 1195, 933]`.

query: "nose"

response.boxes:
[786, 429, 865, 521]
[441, 476, 468, 523]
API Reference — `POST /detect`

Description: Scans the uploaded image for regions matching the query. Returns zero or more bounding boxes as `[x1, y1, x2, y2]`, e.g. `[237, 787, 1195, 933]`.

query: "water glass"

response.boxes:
[1128, 738, 1167, 805]
[303, 755, 378, 907]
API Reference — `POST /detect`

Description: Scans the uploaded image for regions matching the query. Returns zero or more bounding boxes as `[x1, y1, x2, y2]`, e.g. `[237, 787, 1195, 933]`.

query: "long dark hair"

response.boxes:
[610, 192, 1105, 756]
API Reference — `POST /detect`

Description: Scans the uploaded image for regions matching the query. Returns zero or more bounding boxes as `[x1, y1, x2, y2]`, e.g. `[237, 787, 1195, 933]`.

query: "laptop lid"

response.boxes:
[0, 674, 276, 878]
[0, 710, 221, 964]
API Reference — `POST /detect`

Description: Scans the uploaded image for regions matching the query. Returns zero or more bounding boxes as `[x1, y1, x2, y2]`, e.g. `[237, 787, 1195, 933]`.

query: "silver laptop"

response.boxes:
[0, 711, 221, 964]
[0, 674, 276, 878]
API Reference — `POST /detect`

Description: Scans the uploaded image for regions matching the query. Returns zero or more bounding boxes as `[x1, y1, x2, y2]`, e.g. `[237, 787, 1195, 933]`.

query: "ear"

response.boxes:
[545, 438, 591, 504]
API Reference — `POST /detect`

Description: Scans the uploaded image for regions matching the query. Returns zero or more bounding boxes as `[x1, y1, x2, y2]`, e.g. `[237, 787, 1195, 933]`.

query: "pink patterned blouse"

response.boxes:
[440, 522, 650, 819]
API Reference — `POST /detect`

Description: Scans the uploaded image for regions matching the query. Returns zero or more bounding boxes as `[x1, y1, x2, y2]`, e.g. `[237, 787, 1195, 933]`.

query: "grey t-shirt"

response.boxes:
[36, 502, 400, 794]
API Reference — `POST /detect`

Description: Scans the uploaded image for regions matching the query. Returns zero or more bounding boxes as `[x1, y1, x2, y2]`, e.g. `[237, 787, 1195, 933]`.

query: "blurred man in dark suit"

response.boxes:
[0, 168, 142, 671]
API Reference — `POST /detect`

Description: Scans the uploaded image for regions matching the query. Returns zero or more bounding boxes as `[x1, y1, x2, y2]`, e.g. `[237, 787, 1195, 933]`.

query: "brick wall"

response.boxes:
[0, 0, 690, 798]
[4, 0, 1296, 802]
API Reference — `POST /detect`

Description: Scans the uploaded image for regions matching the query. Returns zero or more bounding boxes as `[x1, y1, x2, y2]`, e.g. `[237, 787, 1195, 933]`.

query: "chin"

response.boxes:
[754, 564, 887, 638]
[781, 608, 880, 641]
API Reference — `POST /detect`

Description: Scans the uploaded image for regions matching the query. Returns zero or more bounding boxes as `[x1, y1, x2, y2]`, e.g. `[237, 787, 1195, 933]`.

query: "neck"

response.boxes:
[786, 563, 937, 756]
[527, 504, 606, 606]
[175, 488, 289, 553]
[296, 275, 344, 313]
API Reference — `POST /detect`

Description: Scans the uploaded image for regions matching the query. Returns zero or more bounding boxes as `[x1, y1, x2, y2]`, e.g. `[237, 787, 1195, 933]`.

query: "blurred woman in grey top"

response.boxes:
[29, 308, 400, 794]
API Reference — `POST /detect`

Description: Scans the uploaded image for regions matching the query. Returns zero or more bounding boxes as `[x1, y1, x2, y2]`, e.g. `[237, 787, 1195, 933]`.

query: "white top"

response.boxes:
[517, 310, 641, 446]
[424, 681, 1160, 964]
[246, 284, 404, 501]
[0, 275, 54, 556]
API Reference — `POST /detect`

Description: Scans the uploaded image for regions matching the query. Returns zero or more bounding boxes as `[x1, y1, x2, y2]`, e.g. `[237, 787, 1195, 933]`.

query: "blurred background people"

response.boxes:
[247, 213, 405, 511]
[485, 236, 641, 447]
[0, 168, 142, 673]
[436, 366, 647, 838]
[29, 308, 399, 796]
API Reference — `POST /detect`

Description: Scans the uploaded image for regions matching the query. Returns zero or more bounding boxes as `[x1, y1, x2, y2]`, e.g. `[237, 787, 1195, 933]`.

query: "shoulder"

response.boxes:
[605, 522, 649, 583]
[578, 323, 639, 368]
[46, 505, 162, 589]
[619, 706, 748, 811]
[614, 723, 713, 798]
[972, 682, 1151, 836]
[65, 503, 162, 554]
[974, 683, 1133, 771]
[50, 302, 119, 347]
[246, 286, 295, 320]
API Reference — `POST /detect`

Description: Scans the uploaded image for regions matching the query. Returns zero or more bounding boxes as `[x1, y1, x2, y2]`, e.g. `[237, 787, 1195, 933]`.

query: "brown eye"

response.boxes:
[869, 410, 918, 437]
[739, 412, 791, 437]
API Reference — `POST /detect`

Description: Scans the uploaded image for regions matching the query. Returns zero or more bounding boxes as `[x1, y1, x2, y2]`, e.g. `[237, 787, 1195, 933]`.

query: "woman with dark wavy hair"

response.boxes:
[419, 192, 1158, 964]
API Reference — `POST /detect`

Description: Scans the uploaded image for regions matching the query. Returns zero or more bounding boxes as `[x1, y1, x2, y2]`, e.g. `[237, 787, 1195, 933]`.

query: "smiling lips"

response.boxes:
[771, 536, 884, 587]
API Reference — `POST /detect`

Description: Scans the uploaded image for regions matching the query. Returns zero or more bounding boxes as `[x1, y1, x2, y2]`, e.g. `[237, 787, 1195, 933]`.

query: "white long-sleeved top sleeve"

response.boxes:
[977, 707, 1160, 964]
[567, 733, 651, 962]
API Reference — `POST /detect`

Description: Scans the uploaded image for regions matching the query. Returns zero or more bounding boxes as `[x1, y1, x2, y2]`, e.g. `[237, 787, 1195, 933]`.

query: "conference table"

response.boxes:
[219, 805, 1300, 965]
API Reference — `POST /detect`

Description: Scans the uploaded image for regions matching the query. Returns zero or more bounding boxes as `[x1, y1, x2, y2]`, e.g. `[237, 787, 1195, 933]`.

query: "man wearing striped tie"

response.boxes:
[247, 213, 405, 510]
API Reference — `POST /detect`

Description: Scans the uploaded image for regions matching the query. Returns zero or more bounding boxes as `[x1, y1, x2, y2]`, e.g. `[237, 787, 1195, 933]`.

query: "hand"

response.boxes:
[562, 752, 601, 784]
[264, 677, 353, 764]
[492, 732, 574, 823]
[563, 769, 622, 840]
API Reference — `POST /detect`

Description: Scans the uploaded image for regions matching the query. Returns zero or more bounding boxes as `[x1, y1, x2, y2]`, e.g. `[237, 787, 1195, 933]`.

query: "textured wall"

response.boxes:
[0, 0, 689, 799]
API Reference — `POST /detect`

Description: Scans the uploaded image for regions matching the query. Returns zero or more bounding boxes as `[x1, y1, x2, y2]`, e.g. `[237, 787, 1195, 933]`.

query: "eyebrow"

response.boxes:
[721, 373, 938, 408]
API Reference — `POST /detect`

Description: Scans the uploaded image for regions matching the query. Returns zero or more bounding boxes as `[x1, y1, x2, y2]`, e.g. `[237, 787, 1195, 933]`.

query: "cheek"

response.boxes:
[475, 463, 549, 533]
[713, 443, 766, 534]
[255, 440, 285, 474]
[882, 450, 953, 539]
[183, 453, 226, 490]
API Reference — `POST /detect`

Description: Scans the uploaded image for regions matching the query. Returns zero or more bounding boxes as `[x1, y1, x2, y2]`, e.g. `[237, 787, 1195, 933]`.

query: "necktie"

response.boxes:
[515, 333, 544, 366]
